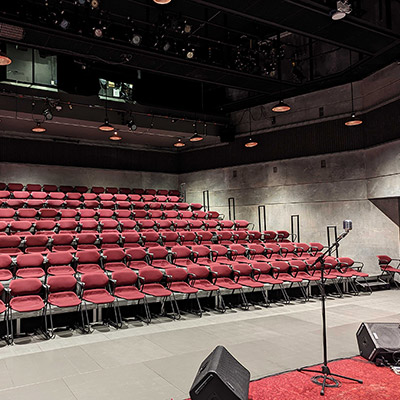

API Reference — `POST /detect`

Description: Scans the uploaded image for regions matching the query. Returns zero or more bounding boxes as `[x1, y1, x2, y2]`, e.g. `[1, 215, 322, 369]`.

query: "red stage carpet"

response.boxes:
[248, 356, 399, 400]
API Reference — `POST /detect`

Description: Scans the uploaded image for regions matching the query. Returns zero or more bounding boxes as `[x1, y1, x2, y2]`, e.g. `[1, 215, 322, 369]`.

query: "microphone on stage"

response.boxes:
[338, 220, 352, 239]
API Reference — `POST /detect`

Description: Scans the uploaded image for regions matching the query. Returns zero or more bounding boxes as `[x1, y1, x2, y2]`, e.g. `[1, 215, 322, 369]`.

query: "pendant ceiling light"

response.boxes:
[244, 109, 258, 148]
[98, 83, 114, 131]
[345, 82, 362, 126]
[174, 138, 185, 147]
[272, 100, 291, 113]
[0, 50, 12, 66]
[189, 122, 203, 142]
[109, 131, 122, 141]
[31, 121, 46, 133]
[153, 0, 171, 4]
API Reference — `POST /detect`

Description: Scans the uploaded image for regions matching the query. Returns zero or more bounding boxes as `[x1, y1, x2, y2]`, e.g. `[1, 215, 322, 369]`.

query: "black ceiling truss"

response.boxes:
[0, 0, 399, 114]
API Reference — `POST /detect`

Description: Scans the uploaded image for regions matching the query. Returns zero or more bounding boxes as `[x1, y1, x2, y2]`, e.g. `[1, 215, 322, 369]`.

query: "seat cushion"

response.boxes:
[169, 282, 198, 294]
[10, 295, 45, 312]
[279, 273, 303, 283]
[53, 246, 75, 252]
[104, 262, 128, 272]
[47, 266, 76, 276]
[215, 277, 242, 290]
[16, 268, 45, 279]
[257, 274, 284, 285]
[48, 292, 81, 308]
[192, 279, 219, 291]
[296, 272, 320, 281]
[76, 264, 102, 274]
[142, 283, 171, 297]
[115, 286, 145, 301]
[237, 276, 264, 288]
[83, 289, 115, 304]
[25, 247, 51, 254]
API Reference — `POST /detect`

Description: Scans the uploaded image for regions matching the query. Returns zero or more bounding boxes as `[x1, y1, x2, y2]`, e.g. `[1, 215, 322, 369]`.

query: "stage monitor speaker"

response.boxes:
[189, 346, 250, 400]
[356, 322, 400, 362]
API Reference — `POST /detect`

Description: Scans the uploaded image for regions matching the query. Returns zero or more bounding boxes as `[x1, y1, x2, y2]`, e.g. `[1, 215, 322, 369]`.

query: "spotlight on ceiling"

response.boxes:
[109, 131, 122, 141]
[162, 41, 171, 52]
[91, 0, 100, 9]
[345, 112, 363, 126]
[98, 118, 114, 132]
[245, 137, 258, 148]
[183, 23, 192, 34]
[77, 0, 86, 5]
[42, 107, 53, 121]
[59, 18, 70, 30]
[32, 122, 46, 133]
[0, 50, 12, 66]
[174, 138, 185, 148]
[93, 27, 103, 38]
[190, 130, 203, 142]
[272, 100, 291, 113]
[330, 1, 352, 20]
[153, 0, 172, 4]
[131, 33, 142, 46]
[186, 49, 195, 59]
[127, 118, 137, 131]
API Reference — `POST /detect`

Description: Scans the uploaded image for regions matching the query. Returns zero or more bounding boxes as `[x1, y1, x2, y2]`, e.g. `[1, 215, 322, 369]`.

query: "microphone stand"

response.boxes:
[297, 229, 363, 395]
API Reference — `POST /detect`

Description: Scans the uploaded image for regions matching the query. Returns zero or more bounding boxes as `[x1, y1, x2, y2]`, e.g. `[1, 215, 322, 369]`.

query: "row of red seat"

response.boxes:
[0, 191, 182, 204]
[0, 183, 180, 196]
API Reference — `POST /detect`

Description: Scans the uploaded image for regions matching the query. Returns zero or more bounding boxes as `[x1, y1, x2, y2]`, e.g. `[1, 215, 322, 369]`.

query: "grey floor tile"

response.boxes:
[64, 362, 184, 400]
[0, 379, 77, 400]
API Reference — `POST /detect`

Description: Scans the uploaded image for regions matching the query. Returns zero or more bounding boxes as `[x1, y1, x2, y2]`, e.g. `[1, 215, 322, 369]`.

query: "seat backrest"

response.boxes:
[0, 235, 21, 248]
[60, 185, 74, 193]
[10, 278, 42, 295]
[140, 267, 163, 283]
[148, 246, 169, 259]
[211, 264, 232, 277]
[101, 232, 120, 244]
[17, 208, 38, 219]
[52, 233, 74, 245]
[209, 245, 229, 257]
[106, 187, 118, 194]
[126, 248, 147, 261]
[66, 192, 82, 200]
[0, 254, 12, 269]
[0, 191, 11, 199]
[112, 269, 137, 286]
[119, 188, 131, 195]
[25, 184, 42, 192]
[289, 260, 307, 271]
[233, 263, 252, 276]
[188, 265, 210, 279]
[82, 272, 109, 289]
[39, 209, 59, 219]
[99, 193, 114, 201]
[123, 231, 140, 243]
[47, 251, 74, 266]
[12, 191, 29, 199]
[97, 209, 114, 219]
[234, 220, 250, 229]
[10, 221, 33, 232]
[77, 250, 101, 264]
[377, 255, 391, 265]
[142, 231, 160, 243]
[31, 191, 47, 199]
[59, 209, 78, 219]
[264, 243, 280, 255]
[0, 208, 16, 219]
[83, 193, 97, 201]
[247, 244, 265, 254]
[58, 220, 78, 231]
[76, 233, 97, 244]
[165, 267, 188, 282]
[103, 248, 126, 262]
[269, 261, 290, 273]
[191, 245, 210, 258]
[25, 235, 49, 246]
[220, 220, 234, 229]
[114, 194, 128, 201]
[229, 244, 247, 255]
[43, 185, 58, 192]
[92, 186, 105, 194]
[75, 186, 88, 193]
[172, 245, 191, 259]
[16, 253, 44, 268]
[48, 275, 77, 292]
[263, 231, 277, 241]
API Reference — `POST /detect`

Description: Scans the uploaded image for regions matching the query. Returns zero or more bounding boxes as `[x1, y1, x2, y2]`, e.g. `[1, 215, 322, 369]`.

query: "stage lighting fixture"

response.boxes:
[91, 0, 100, 9]
[245, 137, 258, 148]
[59, 17, 70, 30]
[131, 34, 142, 46]
[272, 100, 291, 113]
[77, 0, 86, 5]
[163, 41, 171, 52]
[183, 23, 192, 34]
[186, 49, 194, 59]
[93, 27, 103, 38]
[42, 107, 53, 120]
[153, 0, 172, 4]
[189, 125, 203, 142]
[174, 138, 185, 147]
[127, 118, 137, 131]
[0, 50, 12, 66]
[330, 1, 352, 20]
[109, 131, 122, 141]
[98, 118, 114, 131]
[32, 122, 46, 133]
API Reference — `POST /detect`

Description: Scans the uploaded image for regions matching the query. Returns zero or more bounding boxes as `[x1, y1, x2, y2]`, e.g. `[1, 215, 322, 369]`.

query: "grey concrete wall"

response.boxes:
[0, 162, 179, 191]
[180, 141, 400, 276]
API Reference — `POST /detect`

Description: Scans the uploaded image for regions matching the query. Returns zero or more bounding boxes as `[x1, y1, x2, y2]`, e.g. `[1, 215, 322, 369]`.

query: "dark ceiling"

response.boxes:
[0, 0, 399, 116]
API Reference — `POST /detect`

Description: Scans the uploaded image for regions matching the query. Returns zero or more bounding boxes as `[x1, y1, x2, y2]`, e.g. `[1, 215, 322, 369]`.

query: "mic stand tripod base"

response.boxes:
[297, 365, 363, 396]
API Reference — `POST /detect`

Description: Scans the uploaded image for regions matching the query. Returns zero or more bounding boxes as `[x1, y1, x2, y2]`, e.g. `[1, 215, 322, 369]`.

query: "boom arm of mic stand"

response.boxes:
[308, 231, 349, 270]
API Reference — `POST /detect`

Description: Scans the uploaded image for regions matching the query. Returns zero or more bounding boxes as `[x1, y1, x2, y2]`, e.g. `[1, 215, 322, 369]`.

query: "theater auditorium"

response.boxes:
[0, 1, 399, 399]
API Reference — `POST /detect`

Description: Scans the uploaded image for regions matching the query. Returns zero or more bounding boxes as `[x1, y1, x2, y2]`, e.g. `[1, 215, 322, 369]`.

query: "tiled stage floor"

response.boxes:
[0, 290, 399, 400]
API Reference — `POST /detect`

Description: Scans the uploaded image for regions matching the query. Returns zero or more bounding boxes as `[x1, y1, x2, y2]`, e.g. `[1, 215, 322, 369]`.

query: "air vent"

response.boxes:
[0, 23, 25, 40]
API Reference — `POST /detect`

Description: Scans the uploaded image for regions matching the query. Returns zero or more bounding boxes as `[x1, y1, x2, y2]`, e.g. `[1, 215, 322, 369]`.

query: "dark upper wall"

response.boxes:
[0, 137, 179, 174]
[1, 98, 399, 174]
[178, 98, 400, 173]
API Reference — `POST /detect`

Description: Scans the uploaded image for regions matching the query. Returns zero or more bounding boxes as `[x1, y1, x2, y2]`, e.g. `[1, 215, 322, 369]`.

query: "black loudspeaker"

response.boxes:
[189, 346, 250, 400]
[356, 322, 400, 362]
